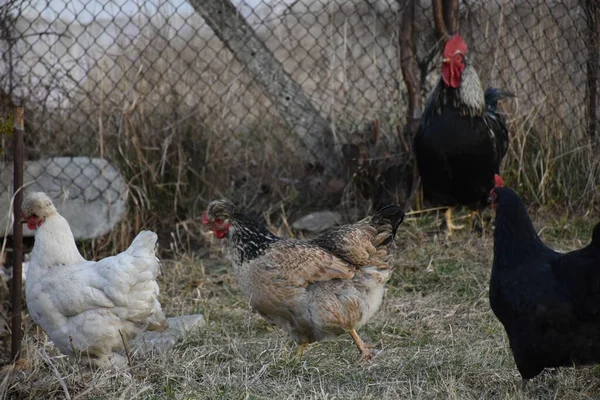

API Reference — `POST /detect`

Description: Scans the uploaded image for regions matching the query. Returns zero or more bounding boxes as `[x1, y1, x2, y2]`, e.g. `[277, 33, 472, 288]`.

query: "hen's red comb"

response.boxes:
[201, 212, 210, 225]
[443, 34, 468, 58]
[494, 174, 504, 188]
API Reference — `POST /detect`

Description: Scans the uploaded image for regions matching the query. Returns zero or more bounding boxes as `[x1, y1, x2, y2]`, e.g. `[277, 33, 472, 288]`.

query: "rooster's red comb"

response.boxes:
[201, 212, 210, 225]
[494, 174, 504, 188]
[443, 34, 468, 58]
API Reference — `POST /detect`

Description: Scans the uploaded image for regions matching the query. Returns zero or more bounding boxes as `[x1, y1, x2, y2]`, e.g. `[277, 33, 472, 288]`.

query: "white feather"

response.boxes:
[24, 192, 166, 368]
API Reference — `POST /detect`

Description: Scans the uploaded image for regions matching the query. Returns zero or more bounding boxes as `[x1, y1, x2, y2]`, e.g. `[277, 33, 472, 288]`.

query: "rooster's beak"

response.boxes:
[19, 217, 27, 224]
[442, 58, 451, 63]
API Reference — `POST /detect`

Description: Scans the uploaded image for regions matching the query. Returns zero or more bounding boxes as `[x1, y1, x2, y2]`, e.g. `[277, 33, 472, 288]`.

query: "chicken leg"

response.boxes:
[349, 329, 373, 360]
[468, 210, 484, 231]
[445, 207, 464, 235]
[295, 342, 309, 358]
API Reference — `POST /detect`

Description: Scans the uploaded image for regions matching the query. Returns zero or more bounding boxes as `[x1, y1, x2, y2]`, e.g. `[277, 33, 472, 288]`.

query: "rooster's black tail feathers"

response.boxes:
[485, 88, 515, 112]
[372, 205, 405, 242]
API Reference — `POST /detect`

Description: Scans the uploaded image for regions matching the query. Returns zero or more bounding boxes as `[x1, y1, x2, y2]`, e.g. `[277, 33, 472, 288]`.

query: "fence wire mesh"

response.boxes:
[0, 0, 598, 220]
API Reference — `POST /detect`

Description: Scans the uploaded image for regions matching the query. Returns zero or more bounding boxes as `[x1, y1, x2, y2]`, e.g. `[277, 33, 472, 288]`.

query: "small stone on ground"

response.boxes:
[133, 314, 205, 353]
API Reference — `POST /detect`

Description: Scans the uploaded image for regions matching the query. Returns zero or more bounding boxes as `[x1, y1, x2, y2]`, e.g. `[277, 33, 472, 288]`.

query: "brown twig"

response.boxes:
[444, 0, 460, 34]
[399, 0, 422, 140]
[370, 120, 379, 145]
[432, 0, 450, 40]
[434, 0, 460, 48]
[118, 329, 133, 367]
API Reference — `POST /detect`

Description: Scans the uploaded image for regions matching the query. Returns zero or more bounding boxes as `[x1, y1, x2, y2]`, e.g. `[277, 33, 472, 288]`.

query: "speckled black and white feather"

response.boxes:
[226, 212, 280, 264]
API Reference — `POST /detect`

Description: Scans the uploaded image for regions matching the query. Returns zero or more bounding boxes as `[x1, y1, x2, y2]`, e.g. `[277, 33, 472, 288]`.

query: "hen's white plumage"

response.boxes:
[23, 192, 167, 368]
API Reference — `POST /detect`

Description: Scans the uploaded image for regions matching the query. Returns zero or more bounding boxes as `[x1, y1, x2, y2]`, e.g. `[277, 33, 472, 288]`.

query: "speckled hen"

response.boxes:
[203, 200, 404, 359]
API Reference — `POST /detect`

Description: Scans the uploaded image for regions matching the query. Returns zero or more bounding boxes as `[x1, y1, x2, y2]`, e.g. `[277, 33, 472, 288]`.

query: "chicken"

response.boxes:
[414, 34, 513, 233]
[489, 178, 600, 387]
[21, 192, 167, 368]
[202, 200, 404, 359]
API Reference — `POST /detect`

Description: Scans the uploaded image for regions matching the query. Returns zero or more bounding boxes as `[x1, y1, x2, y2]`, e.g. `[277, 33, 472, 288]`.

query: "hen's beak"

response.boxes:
[19, 216, 27, 224]
[442, 57, 451, 63]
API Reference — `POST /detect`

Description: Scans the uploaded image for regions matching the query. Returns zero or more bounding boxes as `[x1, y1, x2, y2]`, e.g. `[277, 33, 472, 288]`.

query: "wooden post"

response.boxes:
[10, 105, 24, 362]
[400, 0, 422, 138]
[432, 0, 450, 40]
[444, 0, 460, 35]
[189, 0, 342, 176]
[433, 0, 460, 43]
[399, 0, 423, 210]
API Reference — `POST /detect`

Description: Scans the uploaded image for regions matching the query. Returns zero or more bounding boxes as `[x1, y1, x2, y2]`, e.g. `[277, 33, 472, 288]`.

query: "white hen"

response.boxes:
[22, 192, 167, 368]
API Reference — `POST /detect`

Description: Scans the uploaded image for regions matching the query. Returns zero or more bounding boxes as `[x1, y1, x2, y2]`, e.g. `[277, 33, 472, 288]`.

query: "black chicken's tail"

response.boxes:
[485, 88, 515, 112]
[371, 205, 405, 243]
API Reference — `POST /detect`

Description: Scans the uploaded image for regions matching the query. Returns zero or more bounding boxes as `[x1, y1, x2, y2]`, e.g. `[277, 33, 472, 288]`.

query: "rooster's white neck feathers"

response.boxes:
[458, 64, 485, 112]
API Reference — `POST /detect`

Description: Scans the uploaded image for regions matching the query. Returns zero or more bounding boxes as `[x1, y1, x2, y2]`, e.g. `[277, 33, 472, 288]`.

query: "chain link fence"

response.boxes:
[0, 0, 598, 231]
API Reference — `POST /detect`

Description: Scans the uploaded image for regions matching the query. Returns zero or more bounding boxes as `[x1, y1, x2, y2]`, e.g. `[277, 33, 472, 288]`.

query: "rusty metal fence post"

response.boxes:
[11, 105, 24, 362]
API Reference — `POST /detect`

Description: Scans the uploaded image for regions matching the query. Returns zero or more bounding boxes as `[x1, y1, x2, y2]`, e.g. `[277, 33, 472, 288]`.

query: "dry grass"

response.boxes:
[2, 212, 600, 399]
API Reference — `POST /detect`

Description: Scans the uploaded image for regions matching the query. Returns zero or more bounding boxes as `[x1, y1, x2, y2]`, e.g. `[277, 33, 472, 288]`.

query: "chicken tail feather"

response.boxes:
[125, 231, 158, 257]
[484, 88, 515, 111]
[370, 205, 405, 244]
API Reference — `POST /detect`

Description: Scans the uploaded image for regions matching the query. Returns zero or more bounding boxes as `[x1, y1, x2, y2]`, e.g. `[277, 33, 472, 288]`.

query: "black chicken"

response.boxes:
[489, 181, 600, 387]
[414, 34, 513, 233]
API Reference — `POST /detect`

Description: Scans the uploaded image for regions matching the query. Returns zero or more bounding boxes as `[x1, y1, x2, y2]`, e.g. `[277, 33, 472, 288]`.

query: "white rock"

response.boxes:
[292, 211, 343, 233]
[0, 157, 128, 239]
[0, 261, 28, 284]
[132, 314, 205, 353]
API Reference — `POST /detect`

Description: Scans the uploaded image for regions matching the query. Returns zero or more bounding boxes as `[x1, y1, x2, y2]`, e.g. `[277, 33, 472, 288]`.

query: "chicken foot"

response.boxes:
[444, 208, 465, 235]
[468, 210, 484, 232]
[349, 329, 373, 360]
[295, 342, 309, 358]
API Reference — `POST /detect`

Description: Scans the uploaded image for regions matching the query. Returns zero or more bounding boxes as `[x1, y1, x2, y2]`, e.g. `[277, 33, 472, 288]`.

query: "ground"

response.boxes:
[2, 210, 599, 399]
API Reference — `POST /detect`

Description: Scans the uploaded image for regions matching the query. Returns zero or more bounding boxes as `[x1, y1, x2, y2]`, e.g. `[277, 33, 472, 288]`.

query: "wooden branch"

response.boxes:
[399, 0, 422, 139]
[432, 0, 450, 40]
[444, 0, 460, 34]
[188, 0, 341, 176]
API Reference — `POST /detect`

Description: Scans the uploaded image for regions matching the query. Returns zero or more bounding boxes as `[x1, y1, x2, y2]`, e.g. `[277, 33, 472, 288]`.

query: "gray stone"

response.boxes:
[132, 314, 205, 353]
[292, 211, 343, 233]
[0, 157, 128, 239]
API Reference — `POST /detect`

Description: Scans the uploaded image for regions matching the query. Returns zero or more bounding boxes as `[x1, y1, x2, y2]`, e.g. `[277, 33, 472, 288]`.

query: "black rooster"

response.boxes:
[414, 34, 513, 233]
[489, 181, 600, 387]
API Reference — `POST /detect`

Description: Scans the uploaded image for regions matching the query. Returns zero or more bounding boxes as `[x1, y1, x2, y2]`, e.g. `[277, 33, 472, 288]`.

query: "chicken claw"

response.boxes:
[468, 210, 485, 232]
[445, 207, 465, 235]
[295, 342, 309, 358]
[349, 329, 373, 360]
